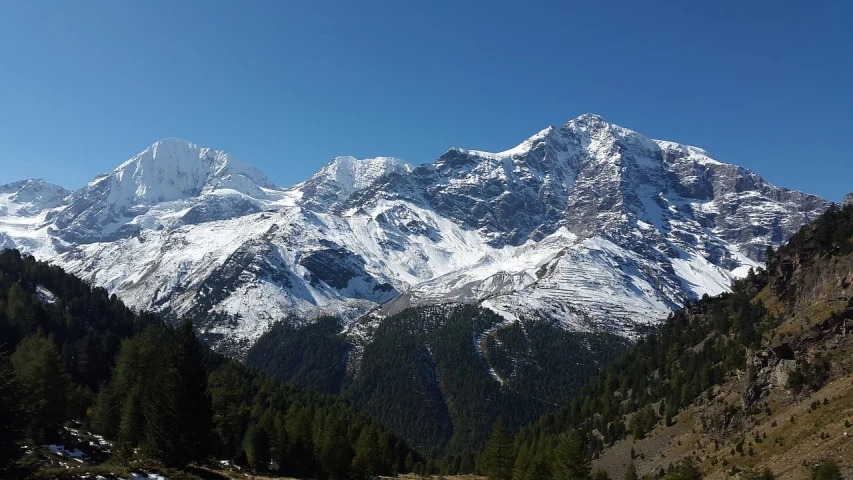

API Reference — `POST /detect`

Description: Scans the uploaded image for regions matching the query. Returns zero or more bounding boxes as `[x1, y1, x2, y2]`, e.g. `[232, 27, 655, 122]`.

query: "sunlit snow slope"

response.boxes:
[0, 116, 829, 353]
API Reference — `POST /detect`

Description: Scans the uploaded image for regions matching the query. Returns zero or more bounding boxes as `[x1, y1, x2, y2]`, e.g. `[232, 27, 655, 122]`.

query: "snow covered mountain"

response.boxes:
[0, 115, 830, 353]
[0, 179, 70, 253]
[844, 193, 853, 206]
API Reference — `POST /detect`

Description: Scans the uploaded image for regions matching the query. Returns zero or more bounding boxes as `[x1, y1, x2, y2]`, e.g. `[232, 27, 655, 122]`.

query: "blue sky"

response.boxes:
[0, 1, 850, 200]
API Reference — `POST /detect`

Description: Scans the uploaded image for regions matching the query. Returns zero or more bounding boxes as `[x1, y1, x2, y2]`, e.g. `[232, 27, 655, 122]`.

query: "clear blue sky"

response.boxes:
[1, 1, 850, 200]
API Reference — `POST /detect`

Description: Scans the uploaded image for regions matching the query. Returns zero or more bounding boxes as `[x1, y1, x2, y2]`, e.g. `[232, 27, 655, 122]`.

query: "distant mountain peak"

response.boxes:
[567, 112, 609, 126]
[0, 179, 70, 217]
[37, 139, 281, 243]
[295, 156, 414, 211]
[843, 192, 853, 206]
[104, 138, 277, 200]
[317, 156, 413, 192]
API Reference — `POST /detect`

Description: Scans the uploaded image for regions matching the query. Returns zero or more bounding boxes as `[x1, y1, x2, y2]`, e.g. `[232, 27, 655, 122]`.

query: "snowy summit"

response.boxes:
[0, 115, 830, 353]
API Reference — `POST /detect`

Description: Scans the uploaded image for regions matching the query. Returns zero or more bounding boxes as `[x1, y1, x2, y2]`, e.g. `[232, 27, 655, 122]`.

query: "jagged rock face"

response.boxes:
[0, 115, 831, 353]
[352, 115, 824, 261]
[843, 193, 853, 206]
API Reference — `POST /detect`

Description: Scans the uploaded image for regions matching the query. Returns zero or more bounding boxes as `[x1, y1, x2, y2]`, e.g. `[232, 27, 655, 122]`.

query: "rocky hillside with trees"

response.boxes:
[459, 204, 853, 480]
[0, 248, 420, 479]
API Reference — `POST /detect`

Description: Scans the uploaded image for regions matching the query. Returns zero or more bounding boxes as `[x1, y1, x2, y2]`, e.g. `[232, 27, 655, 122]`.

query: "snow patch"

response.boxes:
[37, 285, 56, 305]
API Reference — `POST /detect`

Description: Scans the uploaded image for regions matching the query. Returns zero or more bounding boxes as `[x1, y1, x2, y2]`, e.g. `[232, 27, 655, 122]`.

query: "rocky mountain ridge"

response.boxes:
[0, 115, 831, 353]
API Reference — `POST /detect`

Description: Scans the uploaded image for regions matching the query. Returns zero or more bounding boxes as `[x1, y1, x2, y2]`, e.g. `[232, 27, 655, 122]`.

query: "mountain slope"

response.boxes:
[0, 115, 829, 354]
[499, 204, 853, 480]
[0, 179, 70, 253]
[247, 305, 630, 454]
[0, 248, 420, 478]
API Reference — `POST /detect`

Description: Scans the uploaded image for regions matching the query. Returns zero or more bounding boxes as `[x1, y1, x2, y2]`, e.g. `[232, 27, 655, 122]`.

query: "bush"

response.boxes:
[740, 467, 776, 480]
[812, 459, 842, 480]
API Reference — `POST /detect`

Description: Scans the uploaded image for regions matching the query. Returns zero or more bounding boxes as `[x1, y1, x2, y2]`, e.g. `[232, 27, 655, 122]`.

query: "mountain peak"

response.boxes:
[569, 112, 609, 124]
[152, 136, 197, 147]
[313, 156, 413, 192]
[128, 137, 202, 165]
[102, 138, 277, 202]
[1, 178, 50, 192]
[0, 178, 70, 216]
[843, 192, 853, 206]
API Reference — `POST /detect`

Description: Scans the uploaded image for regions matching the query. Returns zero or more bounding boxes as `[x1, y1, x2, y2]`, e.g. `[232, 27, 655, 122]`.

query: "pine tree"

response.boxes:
[593, 469, 612, 480]
[459, 451, 475, 474]
[208, 363, 249, 460]
[317, 418, 353, 479]
[552, 430, 589, 480]
[353, 424, 384, 477]
[285, 404, 315, 476]
[10, 333, 71, 442]
[482, 417, 516, 480]
[0, 356, 29, 478]
[514, 442, 535, 480]
[115, 390, 144, 460]
[450, 454, 462, 475]
[405, 450, 418, 472]
[93, 333, 150, 458]
[173, 319, 214, 464]
[270, 413, 291, 474]
[139, 355, 182, 465]
[530, 459, 553, 480]
[88, 382, 121, 441]
[624, 462, 638, 480]
[740, 467, 775, 480]
[5, 283, 33, 342]
[243, 423, 271, 471]
[812, 459, 842, 480]
[661, 459, 701, 480]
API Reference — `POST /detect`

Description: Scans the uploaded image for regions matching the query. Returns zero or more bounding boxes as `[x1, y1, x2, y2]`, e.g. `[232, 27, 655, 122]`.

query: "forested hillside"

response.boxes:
[247, 304, 630, 456]
[0, 249, 420, 479]
[464, 203, 853, 480]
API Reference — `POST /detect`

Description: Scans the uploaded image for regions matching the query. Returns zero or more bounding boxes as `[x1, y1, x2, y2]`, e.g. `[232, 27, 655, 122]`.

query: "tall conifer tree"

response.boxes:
[0, 356, 29, 478]
[173, 319, 214, 464]
[10, 334, 70, 442]
[482, 417, 516, 480]
[552, 430, 589, 480]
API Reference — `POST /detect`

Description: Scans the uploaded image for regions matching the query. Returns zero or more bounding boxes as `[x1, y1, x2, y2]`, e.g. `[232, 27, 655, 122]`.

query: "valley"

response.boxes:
[2, 120, 850, 480]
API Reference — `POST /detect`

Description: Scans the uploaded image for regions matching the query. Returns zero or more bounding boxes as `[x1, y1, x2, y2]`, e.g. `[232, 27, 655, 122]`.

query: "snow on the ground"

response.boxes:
[36, 285, 56, 305]
[46, 443, 85, 459]
[128, 472, 167, 480]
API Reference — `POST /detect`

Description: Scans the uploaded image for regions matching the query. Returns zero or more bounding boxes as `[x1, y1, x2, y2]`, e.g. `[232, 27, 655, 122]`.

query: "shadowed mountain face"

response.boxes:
[0, 115, 829, 355]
